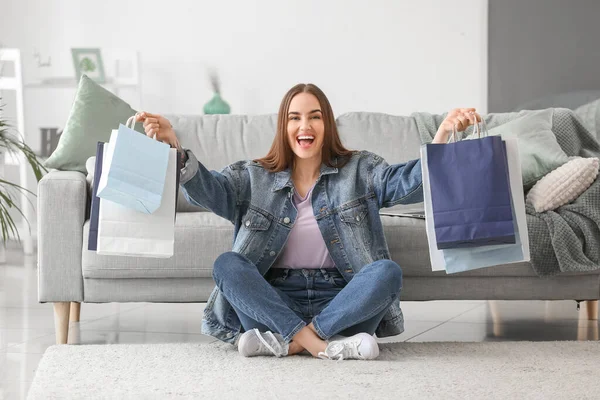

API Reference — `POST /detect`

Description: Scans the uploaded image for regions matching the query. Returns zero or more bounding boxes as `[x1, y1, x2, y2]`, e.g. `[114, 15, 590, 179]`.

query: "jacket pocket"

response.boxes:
[236, 207, 273, 258]
[338, 201, 373, 258]
[242, 208, 272, 231]
[339, 202, 368, 225]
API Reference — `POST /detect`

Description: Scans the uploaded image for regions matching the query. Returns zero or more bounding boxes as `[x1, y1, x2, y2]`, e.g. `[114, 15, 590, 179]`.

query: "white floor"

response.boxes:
[1, 247, 598, 400]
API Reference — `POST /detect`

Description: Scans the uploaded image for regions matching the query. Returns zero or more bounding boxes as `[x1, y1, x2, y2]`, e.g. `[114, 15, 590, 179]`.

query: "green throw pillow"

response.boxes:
[574, 98, 600, 139]
[44, 74, 143, 174]
[468, 109, 569, 189]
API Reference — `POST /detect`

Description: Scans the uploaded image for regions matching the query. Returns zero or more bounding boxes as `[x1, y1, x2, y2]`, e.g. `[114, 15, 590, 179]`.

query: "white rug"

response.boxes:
[28, 341, 600, 400]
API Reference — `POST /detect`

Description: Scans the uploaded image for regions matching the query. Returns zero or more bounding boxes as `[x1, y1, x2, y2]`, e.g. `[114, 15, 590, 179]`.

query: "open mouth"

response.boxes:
[297, 136, 315, 149]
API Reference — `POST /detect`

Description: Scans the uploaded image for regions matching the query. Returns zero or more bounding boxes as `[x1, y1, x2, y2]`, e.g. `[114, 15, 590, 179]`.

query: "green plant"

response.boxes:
[0, 99, 47, 244]
[79, 57, 96, 73]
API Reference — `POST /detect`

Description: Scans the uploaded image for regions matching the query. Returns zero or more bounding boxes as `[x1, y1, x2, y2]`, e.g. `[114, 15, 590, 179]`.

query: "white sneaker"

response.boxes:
[318, 332, 379, 360]
[237, 329, 288, 358]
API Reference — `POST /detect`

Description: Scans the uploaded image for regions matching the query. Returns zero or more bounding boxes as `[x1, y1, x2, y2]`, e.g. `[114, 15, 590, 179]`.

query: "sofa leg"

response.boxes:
[586, 300, 598, 321]
[70, 302, 81, 322]
[488, 300, 504, 337]
[53, 302, 70, 344]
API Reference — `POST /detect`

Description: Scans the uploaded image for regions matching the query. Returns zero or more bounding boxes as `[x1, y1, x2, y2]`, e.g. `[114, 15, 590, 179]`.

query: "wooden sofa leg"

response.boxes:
[70, 302, 81, 322]
[489, 300, 504, 337]
[53, 302, 70, 344]
[586, 300, 598, 321]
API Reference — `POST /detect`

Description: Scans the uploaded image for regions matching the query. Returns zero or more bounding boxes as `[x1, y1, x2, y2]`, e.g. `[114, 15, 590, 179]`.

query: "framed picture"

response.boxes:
[71, 48, 106, 83]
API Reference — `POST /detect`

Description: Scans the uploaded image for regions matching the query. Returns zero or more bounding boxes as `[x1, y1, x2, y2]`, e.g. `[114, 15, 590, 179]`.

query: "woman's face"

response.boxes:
[287, 92, 325, 163]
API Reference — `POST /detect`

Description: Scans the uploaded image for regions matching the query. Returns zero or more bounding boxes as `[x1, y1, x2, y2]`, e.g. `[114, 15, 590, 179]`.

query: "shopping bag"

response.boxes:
[96, 115, 170, 214]
[96, 146, 178, 258]
[426, 124, 515, 249]
[422, 136, 530, 273]
[88, 142, 105, 251]
[441, 137, 530, 273]
[422, 144, 446, 272]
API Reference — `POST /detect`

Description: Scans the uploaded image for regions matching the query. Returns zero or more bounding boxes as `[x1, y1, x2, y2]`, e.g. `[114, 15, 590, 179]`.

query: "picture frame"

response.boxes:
[71, 48, 106, 83]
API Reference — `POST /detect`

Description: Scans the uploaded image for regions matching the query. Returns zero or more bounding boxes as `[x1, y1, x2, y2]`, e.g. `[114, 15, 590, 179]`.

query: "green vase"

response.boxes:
[203, 92, 231, 115]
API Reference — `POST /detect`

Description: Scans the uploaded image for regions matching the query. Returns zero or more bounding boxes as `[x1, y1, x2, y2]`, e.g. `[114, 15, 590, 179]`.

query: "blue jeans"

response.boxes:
[212, 252, 402, 343]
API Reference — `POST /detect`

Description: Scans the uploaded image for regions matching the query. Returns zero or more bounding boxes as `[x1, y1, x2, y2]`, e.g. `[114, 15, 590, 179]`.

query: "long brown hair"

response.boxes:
[254, 83, 354, 172]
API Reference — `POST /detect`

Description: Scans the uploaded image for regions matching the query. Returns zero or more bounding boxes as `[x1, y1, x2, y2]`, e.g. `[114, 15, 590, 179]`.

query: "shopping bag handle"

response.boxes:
[127, 114, 159, 141]
[472, 116, 489, 139]
[126, 113, 182, 149]
[449, 114, 489, 143]
[126, 115, 137, 130]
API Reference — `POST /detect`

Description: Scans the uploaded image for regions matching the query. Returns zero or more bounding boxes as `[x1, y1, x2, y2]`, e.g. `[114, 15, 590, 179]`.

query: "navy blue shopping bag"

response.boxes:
[426, 135, 515, 250]
[88, 142, 105, 251]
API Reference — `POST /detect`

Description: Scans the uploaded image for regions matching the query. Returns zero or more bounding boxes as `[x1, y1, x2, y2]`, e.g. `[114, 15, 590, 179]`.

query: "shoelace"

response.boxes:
[317, 338, 362, 361]
[254, 329, 284, 358]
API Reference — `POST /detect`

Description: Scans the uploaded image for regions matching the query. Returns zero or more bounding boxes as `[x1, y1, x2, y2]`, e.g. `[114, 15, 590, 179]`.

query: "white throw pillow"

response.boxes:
[526, 157, 599, 212]
[86, 156, 96, 178]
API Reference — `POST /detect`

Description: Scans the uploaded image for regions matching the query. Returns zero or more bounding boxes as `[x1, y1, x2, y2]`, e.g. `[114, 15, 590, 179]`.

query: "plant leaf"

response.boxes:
[0, 98, 45, 242]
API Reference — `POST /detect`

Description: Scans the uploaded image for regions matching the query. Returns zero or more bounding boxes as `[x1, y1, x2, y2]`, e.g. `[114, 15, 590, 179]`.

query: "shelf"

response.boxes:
[24, 77, 139, 89]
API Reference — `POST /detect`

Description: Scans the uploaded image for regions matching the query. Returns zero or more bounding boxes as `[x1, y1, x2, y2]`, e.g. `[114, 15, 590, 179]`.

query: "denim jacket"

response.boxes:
[180, 149, 424, 344]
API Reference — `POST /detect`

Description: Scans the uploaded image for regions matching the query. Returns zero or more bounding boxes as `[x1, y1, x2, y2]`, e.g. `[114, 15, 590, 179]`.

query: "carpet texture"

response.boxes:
[28, 341, 600, 399]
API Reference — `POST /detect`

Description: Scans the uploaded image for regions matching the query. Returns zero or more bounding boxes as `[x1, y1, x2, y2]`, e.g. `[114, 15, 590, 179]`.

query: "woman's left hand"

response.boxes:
[432, 108, 482, 144]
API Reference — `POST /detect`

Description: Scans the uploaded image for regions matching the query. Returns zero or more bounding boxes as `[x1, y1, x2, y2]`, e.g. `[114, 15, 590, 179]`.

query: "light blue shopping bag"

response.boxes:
[96, 115, 170, 214]
[442, 207, 524, 274]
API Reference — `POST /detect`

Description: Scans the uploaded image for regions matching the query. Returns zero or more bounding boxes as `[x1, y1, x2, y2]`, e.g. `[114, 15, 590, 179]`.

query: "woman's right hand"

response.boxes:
[135, 112, 180, 149]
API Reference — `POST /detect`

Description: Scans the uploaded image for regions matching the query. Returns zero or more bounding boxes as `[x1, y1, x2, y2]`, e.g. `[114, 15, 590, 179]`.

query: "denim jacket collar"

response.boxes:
[272, 161, 339, 192]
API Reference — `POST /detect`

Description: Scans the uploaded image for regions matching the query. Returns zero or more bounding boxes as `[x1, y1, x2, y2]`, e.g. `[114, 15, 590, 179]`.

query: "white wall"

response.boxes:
[2, 0, 488, 115]
[0, 0, 488, 241]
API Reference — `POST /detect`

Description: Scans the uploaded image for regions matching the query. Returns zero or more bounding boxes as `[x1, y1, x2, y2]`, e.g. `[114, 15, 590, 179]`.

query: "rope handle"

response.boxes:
[449, 113, 489, 143]
[126, 113, 159, 141]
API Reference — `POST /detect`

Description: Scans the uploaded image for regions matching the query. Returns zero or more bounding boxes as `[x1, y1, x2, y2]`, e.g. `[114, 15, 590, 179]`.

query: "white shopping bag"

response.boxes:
[422, 137, 530, 272]
[97, 145, 177, 258]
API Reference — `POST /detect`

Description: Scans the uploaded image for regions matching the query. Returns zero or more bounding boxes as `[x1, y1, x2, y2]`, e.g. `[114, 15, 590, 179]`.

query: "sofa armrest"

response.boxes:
[37, 170, 87, 302]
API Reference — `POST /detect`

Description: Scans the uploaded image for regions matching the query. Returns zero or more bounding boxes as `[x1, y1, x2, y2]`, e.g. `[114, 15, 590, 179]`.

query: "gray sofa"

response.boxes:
[38, 111, 600, 344]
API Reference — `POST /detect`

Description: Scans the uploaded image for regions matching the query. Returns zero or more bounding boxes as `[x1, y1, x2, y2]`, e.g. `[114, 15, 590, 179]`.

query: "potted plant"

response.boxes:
[0, 99, 47, 244]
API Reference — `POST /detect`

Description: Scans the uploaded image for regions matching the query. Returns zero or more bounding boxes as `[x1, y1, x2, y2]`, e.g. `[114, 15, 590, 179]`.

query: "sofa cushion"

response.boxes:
[337, 112, 425, 214]
[467, 109, 570, 189]
[526, 156, 599, 212]
[385, 215, 600, 277]
[574, 97, 600, 140]
[166, 114, 278, 172]
[336, 112, 422, 163]
[167, 112, 424, 172]
[83, 210, 561, 280]
[44, 75, 143, 174]
[82, 212, 233, 279]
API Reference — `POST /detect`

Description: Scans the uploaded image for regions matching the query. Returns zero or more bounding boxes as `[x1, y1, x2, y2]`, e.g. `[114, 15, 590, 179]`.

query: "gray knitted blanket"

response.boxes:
[412, 109, 600, 276]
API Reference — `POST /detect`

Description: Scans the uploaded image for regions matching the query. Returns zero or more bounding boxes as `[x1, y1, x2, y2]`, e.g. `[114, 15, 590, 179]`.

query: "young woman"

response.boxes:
[136, 84, 480, 360]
